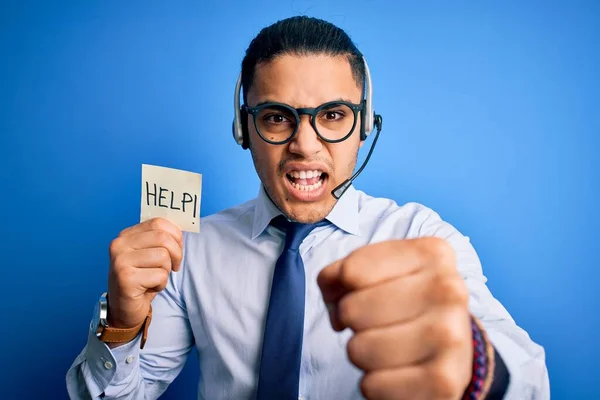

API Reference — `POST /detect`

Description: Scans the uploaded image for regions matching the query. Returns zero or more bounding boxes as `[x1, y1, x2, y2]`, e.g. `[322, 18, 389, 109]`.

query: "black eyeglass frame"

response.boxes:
[243, 100, 364, 145]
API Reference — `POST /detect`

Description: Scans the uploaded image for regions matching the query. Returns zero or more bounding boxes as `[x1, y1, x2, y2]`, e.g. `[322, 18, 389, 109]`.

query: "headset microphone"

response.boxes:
[331, 114, 383, 199]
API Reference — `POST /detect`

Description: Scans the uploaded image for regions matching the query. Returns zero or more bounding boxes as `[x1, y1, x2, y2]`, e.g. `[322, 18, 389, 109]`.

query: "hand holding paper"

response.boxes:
[104, 164, 202, 337]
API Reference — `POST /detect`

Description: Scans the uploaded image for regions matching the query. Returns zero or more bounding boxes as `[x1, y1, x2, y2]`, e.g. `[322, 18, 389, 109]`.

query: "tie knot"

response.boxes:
[271, 215, 329, 251]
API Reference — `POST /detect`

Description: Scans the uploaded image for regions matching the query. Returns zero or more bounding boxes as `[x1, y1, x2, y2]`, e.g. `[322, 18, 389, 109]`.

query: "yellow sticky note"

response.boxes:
[140, 164, 202, 233]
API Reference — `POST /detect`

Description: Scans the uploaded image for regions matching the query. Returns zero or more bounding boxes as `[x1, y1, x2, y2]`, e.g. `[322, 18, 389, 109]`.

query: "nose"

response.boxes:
[287, 115, 323, 157]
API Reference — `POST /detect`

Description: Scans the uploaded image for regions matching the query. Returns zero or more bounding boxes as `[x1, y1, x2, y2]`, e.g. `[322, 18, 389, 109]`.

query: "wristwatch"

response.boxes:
[90, 292, 153, 349]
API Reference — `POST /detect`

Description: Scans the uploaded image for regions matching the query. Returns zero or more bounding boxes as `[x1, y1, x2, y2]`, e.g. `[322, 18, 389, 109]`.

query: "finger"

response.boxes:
[335, 273, 468, 331]
[346, 307, 470, 371]
[317, 259, 352, 331]
[113, 229, 183, 272]
[334, 271, 433, 331]
[359, 365, 425, 400]
[317, 259, 348, 304]
[119, 218, 184, 249]
[360, 353, 467, 400]
[347, 314, 433, 371]
[117, 247, 172, 274]
[136, 267, 170, 292]
[318, 237, 455, 295]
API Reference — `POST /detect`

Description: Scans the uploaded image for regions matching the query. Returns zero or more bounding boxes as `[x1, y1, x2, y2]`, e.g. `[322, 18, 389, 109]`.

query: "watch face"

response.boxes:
[91, 293, 108, 336]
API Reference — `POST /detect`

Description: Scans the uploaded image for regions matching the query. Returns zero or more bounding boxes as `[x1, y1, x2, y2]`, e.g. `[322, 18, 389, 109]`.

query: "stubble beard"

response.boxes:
[249, 145, 359, 223]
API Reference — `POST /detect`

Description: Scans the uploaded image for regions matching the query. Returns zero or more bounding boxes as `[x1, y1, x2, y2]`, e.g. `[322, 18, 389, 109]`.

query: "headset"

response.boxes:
[231, 56, 383, 199]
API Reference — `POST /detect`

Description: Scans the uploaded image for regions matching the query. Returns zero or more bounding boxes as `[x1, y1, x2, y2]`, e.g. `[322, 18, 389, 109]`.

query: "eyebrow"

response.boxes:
[253, 97, 357, 108]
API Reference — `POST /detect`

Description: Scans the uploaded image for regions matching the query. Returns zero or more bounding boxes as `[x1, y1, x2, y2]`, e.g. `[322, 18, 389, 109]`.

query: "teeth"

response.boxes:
[287, 169, 325, 192]
[288, 170, 322, 179]
[291, 178, 323, 191]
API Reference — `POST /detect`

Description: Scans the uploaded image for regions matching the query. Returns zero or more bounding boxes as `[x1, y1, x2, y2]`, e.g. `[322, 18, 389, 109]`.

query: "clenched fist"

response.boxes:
[107, 217, 183, 330]
[318, 237, 473, 400]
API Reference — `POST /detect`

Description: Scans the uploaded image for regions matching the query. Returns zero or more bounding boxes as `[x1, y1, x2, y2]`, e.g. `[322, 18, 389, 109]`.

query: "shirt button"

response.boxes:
[125, 355, 135, 364]
[103, 360, 113, 369]
[298, 396, 304, 400]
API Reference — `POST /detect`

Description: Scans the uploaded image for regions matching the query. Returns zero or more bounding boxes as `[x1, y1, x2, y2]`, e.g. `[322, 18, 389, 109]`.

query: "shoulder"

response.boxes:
[355, 189, 482, 271]
[355, 189, 475, 246]
[355, 189, 445, 239]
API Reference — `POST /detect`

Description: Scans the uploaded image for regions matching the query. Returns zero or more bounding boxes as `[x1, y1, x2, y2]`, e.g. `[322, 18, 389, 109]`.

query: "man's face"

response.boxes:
[246, 54, 363, 223]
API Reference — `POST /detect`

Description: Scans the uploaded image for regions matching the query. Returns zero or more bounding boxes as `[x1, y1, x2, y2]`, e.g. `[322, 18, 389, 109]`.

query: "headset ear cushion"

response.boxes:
[240, 108, 250, 150]
[360, 107, 368, 141]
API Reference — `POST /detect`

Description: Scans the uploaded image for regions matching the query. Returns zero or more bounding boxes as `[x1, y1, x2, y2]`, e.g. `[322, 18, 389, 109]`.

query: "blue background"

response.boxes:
[1, 1, 598, 398]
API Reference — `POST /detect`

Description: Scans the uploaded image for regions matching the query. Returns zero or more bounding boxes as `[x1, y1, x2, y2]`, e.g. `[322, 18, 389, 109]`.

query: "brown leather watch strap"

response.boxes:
[99, 306, 153, 349]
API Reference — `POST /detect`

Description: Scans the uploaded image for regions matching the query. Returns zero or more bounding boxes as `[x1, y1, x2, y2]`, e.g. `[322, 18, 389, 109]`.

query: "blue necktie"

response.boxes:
[256, 216, 328, 400]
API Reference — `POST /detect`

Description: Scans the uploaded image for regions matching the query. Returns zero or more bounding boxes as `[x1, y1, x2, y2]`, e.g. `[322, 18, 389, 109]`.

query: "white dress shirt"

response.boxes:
[66, 185, 550, 399]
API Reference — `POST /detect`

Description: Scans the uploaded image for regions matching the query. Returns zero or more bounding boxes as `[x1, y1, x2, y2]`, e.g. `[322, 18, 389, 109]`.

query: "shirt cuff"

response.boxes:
[463, 316, 510, 400]
[84, 324, 142, 394]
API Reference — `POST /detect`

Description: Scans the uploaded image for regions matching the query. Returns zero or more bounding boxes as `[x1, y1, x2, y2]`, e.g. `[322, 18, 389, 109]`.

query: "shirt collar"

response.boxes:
[325, 184, 360, 236]
[251, 184, 361, 239]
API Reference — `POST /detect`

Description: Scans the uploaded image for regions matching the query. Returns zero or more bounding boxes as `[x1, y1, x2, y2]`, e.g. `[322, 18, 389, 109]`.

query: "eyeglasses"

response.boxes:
[244, 100, 364, 145]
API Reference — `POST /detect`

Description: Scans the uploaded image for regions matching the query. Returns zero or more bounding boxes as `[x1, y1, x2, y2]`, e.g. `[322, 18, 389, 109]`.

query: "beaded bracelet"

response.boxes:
[462, 315, 495, 400]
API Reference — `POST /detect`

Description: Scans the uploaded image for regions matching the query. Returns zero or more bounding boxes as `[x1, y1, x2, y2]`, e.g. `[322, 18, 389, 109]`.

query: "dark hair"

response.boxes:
[241, 16, 365, 104]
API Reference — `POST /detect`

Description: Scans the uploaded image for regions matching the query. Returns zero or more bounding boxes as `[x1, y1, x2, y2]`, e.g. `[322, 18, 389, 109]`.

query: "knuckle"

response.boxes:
[110, 261, 135, 286]
[109, 237, 124, 257]
[175, 229, 184, 244]
[428, 362, 462, 398]
[121, 265, 137, 282]
[437, 239, 456, 267]
[338, 259, 363, 289]
[451, 279, 469, 305]
[432, 310, 468, 349]
[153, 229, 171, 247]
[422, 237, 456, 266]
[155, 269, 170, 291]
[435, 314, 455, 343]
[150, 217, 167, 231]
[174, 249, 183, 264]
[152, 247, 171, 263]
[111, 254, 128, 273]
[436, 277, 469, 306]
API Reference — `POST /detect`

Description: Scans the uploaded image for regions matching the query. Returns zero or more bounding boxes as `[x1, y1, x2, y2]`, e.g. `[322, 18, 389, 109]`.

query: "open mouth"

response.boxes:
[285, 169, 328, 192]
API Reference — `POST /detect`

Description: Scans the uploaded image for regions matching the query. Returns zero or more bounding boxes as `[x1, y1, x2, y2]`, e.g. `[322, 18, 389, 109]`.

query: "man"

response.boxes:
[67, 16, 549, 399]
